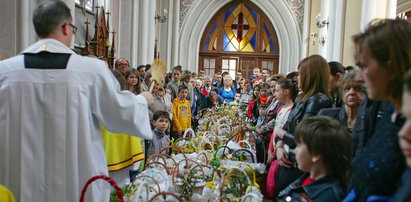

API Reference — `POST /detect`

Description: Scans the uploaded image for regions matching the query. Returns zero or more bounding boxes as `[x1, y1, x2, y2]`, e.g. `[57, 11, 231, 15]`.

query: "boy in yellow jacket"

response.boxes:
[172, 84, 191, 140]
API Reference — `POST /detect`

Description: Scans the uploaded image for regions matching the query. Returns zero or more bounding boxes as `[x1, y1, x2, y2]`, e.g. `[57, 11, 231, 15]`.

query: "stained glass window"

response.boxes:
[75, 0, 94, 11]
[262, 23, 275, 53]
[200, 1, 279, 79]
[85, 0, 93, 11]
[223, 3, 257, 52]
[204, 22, 218, 51]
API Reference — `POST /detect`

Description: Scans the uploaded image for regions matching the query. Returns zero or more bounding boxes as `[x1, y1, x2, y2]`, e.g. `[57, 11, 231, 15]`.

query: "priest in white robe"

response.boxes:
[0, 1, 152, 202]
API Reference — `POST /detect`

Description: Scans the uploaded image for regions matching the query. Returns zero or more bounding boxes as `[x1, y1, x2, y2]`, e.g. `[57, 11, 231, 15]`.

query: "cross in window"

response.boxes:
[231, 12, 249, 42]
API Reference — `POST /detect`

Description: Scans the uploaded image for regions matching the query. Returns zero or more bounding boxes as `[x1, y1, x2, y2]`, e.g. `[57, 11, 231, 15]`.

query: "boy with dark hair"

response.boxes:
[171, 85, 191, 140]
[145, 111, 170, 158]
[279, 116, 352, 201]
[167, 66, 183, 100]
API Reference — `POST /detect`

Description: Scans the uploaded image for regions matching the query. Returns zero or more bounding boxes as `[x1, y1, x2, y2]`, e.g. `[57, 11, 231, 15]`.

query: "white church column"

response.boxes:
[118, 0, 155, 67]
[137, 0, 156, 65]
[157, 0, 179, 70]
[325, 0, 346, 62]
[360, 0, 397, 30]
[317, 0, 329, 57]
[316, 0, 348, 61]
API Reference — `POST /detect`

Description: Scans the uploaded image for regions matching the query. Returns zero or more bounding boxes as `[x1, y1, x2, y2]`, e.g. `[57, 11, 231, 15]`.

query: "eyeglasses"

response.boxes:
[62, 23, 77, 34]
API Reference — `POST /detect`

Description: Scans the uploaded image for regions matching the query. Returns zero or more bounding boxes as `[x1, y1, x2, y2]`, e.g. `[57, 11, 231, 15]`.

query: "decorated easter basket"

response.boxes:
[127, 180, 159, 201]
[144, 161, 171, 175]
[148, 192, 183, 202]
[174, 138, 198, 153]
[218, 174, 244, 202]
[145, 153, 177, 172]
[80, 175, 124, 202]
[130, 175, 161, 195]
[172, 158, 207, 200]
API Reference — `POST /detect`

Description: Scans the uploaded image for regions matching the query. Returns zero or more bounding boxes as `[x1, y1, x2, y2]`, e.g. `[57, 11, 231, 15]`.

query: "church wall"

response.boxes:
[0, 0, 42, 57]
[341, 0, 362, 67]
[0, 0, 19, 57]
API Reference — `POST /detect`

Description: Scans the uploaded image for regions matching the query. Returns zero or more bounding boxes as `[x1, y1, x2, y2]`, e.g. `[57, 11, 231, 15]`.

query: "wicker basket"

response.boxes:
[172, 158, 207, 200]
[148, 192, 183, 202]
[79, 175, 123, 202]
[145, 153, 176, 172]
[218, 174, 244, 201]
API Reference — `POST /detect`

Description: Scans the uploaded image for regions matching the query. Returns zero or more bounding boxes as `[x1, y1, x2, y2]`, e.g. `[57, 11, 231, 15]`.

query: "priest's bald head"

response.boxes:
[33, 0, 74, 47]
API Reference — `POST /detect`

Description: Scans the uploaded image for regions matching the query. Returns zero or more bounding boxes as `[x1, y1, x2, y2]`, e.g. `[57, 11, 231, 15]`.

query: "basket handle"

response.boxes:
[244, 130, 267, 163]
[219, 174, 243, 200]
[144, 161, 171, 175]
[234, 162, 260, 189]
[130, 175, 161, 194]
[148, 192, 183, 202]
[174, 138, 198, 153]
[79, 175, 123, 202]
[172, 159, 206, 186]
[232, 148, 255, 163]
[196, 151, 210, 164]
[183, 128, 197, 139]
[145, 153, 178, 171]
[146, 153, 168, 165]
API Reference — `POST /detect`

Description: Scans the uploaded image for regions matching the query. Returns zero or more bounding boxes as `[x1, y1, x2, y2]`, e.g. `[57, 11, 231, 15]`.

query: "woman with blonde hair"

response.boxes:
[217, 75, 237, 103]
[273, 55, 332, 194]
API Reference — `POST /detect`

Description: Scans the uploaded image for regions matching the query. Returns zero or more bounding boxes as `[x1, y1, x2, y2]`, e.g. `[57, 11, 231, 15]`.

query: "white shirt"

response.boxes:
[0, 39, 152, 202]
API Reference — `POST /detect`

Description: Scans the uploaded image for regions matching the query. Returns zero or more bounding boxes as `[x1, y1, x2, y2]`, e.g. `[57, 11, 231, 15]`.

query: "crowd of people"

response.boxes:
[0, 1, 410, 202]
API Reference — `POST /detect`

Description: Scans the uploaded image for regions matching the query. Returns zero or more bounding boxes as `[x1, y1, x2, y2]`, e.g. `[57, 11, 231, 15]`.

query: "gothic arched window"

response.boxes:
[200, 1, 279, 79]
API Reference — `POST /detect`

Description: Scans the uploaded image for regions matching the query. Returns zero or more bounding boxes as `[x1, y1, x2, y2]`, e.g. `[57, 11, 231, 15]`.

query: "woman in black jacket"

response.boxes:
[273, 55, 332, 194]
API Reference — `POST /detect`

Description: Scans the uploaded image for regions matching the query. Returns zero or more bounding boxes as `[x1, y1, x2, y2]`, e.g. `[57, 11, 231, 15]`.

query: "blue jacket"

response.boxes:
[390, 168, 411, 202]
[349, 101, 405, 201]
[279, 174, 345, 202]
[217, 87, 236, 103]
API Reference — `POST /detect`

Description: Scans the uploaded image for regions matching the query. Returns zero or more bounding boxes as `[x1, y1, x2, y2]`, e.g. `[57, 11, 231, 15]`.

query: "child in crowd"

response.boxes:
[249, 67, 261, 88]
[256, 103, 269, 127]
[279, 116, 352, 201]
[145, 111, 171, 159]
[233, 92, 241, 104]
[265, 79, 298, 199]
[259, 83, 270, 104]
[172, 85, 191, 140]
[240, 81, 251, 103]
[247, 84, 260, 123]
[166, 66, 182, 100]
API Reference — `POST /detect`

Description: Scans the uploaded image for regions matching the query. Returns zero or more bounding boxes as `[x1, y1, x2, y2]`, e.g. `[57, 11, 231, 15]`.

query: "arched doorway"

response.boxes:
[198, 1, 279, 79]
